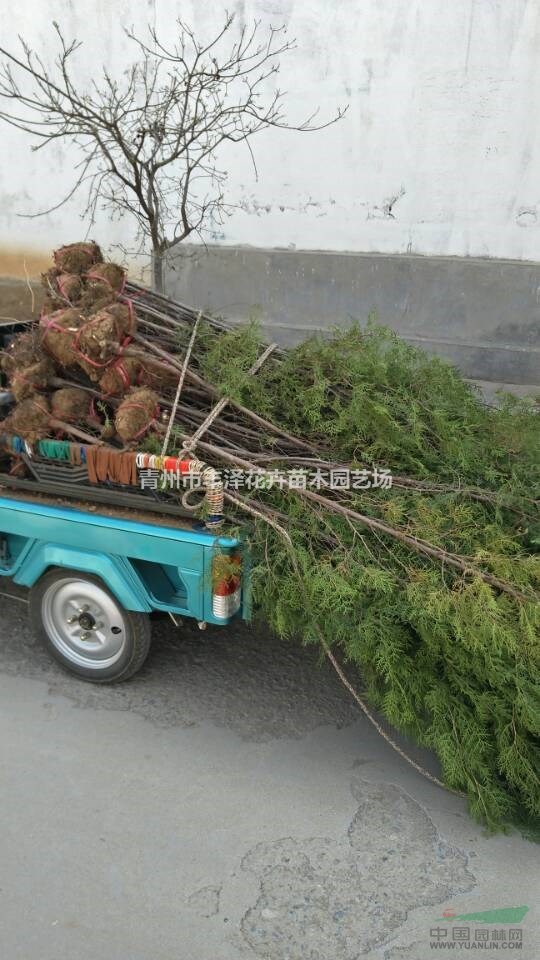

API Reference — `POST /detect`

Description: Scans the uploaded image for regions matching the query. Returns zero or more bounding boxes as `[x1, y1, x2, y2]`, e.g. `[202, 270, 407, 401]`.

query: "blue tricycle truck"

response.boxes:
[0, 306, 248, 682]
[0, 491, 246, 683]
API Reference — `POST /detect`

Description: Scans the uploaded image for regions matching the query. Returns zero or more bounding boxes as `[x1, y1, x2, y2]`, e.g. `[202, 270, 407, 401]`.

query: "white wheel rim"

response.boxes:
[41, 578, 128, 670]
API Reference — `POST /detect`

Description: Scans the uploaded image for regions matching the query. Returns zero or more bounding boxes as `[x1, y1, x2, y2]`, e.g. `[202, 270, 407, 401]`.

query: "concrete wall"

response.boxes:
[165, 245, 540, 386]
[1, 1, 539, 383]
[2, 0, 540, 264]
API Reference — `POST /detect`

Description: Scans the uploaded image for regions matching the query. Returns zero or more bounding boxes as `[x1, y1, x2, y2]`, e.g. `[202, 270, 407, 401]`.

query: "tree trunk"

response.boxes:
[152, 251, 164, 293]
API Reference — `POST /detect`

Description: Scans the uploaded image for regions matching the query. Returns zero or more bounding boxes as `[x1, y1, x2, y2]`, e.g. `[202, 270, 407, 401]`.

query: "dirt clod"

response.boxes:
[53, 241, 103, 274]
[115, 387, 159, 442]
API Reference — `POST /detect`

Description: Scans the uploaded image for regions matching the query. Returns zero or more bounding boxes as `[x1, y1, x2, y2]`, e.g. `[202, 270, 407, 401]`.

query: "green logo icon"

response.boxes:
[438, 906, 529, 924]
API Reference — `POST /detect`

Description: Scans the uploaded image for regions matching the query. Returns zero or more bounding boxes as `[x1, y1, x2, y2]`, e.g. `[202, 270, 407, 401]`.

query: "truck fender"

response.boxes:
[13, 543, 152, 612]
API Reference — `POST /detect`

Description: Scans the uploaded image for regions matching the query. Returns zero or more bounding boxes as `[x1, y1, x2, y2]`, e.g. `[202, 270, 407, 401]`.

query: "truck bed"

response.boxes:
[0, 482, 201, 532]
[0, 490, 245, 625]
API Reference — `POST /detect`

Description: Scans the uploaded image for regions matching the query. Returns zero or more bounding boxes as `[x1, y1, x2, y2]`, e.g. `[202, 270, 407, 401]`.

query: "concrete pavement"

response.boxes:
[0, 594, 537, 960]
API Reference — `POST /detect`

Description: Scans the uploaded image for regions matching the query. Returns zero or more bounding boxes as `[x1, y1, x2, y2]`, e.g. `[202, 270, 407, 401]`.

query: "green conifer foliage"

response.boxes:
[197, 321, 539, 829]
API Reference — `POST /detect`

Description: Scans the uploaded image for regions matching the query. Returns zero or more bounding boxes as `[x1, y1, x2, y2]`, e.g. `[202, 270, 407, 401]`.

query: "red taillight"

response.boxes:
[212, 554, 242, 619]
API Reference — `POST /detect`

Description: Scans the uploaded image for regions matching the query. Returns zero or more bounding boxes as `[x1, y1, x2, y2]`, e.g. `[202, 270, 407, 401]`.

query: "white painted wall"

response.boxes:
[1, 0, 539, 264]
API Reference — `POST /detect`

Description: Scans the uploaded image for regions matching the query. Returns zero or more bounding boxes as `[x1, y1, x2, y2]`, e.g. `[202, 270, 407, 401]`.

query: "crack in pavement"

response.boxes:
[240, 780, 475, 959]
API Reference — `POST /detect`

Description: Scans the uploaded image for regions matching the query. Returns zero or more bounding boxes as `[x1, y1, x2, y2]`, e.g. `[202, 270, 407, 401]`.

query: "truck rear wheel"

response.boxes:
[29, 569, 151, 683]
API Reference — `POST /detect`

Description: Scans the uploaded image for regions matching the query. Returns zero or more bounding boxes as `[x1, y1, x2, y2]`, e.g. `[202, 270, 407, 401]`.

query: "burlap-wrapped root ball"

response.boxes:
[2, 329, 54, 402]
[40, 269, 83, 305]
[53, 241, 103, 274]
[40, 307, 83, 367]
[3, 394, 51, 442]
[11, 357, 54, 402]
[78, 287, 115, 317]
[57, 273, 84, 302]
[115, 388, 159, 442]
[75, 302, 136, 367]
[50, 387, 91, 423]
[40, 297, 61, 319]
[76, 357, 105, 383]
[99, 357, 142, 397]
[1, 330, 43, 376]
[86, 262, 126, 293]
[98, 354, 178, 397]
[108, 301, 136, 337]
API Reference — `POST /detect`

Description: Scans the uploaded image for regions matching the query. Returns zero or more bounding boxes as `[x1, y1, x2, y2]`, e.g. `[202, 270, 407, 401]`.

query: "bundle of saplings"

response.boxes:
[0, 244, 538, 829]
[179, 319, 539, 831]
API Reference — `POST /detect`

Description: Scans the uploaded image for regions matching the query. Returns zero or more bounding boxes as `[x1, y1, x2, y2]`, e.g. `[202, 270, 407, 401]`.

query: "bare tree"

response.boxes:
[0, 15, 346, 291]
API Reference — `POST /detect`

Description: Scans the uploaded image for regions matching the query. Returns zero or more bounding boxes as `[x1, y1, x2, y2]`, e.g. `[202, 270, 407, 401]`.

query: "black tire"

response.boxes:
[29, 568, 152, 683]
